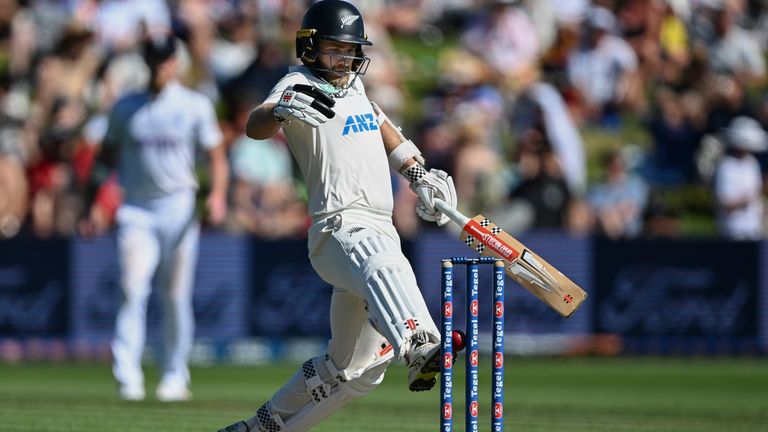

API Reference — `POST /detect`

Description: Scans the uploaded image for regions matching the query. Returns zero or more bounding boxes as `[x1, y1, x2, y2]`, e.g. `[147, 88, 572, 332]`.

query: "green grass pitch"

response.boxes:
[0, 357, 766, 431]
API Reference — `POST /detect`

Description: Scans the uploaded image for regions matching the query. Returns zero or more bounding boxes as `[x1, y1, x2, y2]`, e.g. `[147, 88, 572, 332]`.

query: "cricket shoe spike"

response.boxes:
[405, 333, 442, 392]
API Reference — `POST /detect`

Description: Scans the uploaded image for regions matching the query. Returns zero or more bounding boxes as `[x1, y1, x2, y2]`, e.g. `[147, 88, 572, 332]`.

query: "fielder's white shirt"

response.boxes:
[105, 80, 223, 203]
[714, 153, 764, 239]
[265, 66, 393, 219]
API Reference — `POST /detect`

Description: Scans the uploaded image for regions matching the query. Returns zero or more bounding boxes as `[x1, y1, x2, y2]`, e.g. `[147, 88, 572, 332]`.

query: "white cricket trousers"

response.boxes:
[111, 190, 199, 388]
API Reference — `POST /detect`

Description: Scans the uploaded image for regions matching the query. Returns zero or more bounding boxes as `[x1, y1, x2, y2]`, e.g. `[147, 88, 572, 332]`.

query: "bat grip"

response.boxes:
[434, 198, 470, 227]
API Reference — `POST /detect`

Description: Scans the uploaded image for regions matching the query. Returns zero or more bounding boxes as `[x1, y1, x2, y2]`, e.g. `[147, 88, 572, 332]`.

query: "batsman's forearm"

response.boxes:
[378, 111, 424, 174]
[246, 103, 281, 140]
[380, 120, 407, 153]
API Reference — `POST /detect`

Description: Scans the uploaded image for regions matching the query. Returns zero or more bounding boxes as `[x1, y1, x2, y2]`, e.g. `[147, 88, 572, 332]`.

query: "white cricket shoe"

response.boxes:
[155, 379, 192, 402]
[405, 335, 442, 392]
[118, 383, 145, 401]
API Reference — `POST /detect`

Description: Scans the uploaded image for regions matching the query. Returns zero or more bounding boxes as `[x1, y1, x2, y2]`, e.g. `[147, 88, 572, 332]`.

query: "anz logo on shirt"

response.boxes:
[341, 113, 378, 136]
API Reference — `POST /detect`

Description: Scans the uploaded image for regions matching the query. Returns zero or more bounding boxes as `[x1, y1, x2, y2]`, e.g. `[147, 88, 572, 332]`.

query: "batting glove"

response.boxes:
[273, 84, 336, 128]
[409, 168, 457, 227]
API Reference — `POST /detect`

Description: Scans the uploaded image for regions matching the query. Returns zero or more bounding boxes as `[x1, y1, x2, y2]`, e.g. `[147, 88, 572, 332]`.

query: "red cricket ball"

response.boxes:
[452, 330, 467, 352]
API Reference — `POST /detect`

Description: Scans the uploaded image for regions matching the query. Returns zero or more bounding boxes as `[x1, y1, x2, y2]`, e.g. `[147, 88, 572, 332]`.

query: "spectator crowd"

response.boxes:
[0, 0, 766, 241]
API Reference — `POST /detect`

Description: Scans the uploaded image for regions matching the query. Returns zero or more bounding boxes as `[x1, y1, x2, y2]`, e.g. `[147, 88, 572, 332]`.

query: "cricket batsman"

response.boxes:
[218, 1, 458, 430]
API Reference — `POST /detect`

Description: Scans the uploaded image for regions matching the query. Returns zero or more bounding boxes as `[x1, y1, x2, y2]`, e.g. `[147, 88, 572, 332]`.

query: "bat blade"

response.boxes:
[460, 215, 587, 317]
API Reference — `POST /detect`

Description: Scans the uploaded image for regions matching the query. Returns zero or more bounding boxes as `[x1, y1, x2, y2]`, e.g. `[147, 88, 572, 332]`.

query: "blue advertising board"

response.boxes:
[248, 239, 333, 337]
[3, 232, 767, 358]
[593, 238, 760, 354]
[70, 233, 250, 343]
[0, 238, 69, 337]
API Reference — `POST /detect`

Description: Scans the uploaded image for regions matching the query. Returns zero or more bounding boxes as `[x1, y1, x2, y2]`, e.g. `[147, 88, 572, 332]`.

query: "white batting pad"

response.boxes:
[344, 229, 439, 359]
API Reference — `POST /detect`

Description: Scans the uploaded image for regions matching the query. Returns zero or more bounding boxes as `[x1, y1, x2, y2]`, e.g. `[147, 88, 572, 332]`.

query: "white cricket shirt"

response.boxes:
[265, 66, 393, 219]
[714, 153, 764, 239]
[104, 80, 223, 203]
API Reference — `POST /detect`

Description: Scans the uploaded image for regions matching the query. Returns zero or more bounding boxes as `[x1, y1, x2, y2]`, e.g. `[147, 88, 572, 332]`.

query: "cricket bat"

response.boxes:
[435, 199, 587, 317]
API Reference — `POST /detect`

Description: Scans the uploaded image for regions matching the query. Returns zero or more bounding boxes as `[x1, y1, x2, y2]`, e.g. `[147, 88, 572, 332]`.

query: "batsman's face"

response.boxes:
[315, 39, 358, 86]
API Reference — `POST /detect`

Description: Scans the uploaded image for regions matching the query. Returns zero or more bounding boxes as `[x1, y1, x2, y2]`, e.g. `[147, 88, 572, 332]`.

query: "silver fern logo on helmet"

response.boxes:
[340, 15, 359, 28]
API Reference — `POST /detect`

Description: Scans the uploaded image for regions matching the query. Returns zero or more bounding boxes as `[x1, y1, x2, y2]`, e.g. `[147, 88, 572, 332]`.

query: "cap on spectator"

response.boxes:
[722, 116, 768, 152]
[587, 6, 617, 33]
[141, 34, 178, 67]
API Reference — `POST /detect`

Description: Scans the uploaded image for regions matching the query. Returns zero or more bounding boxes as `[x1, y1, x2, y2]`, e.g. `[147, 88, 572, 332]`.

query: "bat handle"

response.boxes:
[434, 198, 470, 227]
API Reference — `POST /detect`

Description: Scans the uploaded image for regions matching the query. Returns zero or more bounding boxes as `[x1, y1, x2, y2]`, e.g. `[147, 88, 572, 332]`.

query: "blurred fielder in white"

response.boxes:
[80, 34, 229, 402]
[218, 1, 457, 431]
[714, 116, 768, 240]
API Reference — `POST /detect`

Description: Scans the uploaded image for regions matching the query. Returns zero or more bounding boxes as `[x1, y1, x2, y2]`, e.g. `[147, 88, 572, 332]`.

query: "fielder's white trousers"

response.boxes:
[111, 191, 199, 389]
